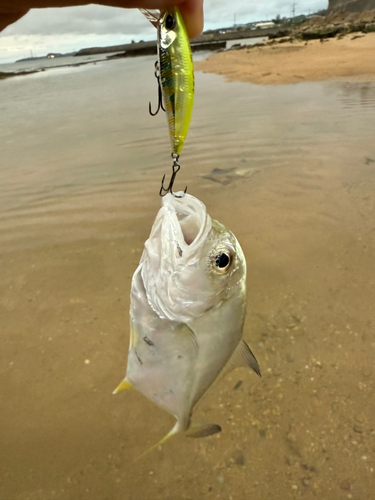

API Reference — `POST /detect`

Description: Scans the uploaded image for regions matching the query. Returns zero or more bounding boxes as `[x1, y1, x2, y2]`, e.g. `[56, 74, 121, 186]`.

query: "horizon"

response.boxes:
[0, 1, 328, 64]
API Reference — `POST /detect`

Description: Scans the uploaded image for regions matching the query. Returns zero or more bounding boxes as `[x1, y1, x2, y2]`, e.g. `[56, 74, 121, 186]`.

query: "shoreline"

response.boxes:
[195, 32, 375, 85]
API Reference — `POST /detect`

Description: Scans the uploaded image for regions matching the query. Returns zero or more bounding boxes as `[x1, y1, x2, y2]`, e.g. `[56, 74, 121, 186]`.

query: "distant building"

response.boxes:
[254, 21, 276, 29]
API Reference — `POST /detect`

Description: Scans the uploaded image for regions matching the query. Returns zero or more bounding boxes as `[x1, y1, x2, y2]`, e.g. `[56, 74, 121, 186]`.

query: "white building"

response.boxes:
[255, 21, 276, 29]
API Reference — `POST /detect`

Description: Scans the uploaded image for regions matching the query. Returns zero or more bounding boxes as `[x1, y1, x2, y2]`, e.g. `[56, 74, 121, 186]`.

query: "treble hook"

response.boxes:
[159, 154, 188, 197]
[149, 60, 166, 116]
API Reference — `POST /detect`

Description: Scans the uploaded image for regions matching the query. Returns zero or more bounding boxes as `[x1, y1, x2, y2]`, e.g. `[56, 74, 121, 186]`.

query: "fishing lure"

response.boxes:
[114, 12, 261, 456]
[140, 8, 194, 195]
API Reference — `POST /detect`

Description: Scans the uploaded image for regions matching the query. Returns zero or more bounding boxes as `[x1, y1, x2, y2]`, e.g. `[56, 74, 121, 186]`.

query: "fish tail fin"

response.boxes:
[136, 422, 180, 461]
[186, 422, 222, 438]
[112, 378, 134, 394]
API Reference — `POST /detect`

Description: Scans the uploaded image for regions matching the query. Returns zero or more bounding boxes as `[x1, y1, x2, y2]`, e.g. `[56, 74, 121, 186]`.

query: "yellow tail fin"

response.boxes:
[113, 379, 134, 394]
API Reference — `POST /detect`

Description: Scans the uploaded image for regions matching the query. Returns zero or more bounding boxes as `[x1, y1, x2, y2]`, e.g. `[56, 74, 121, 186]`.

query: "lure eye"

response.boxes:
[165, 13, 176, 30]
[213, 250, 232, 274]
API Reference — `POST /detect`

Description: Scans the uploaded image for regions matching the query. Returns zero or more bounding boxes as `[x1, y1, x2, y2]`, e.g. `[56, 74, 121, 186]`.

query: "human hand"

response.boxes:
[0, 0, 204, 39]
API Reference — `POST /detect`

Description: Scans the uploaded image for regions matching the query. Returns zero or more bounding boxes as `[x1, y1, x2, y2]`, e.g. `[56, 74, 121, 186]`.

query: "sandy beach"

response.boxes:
[196, 32, 375, 85]
[1, 35, 375, 500]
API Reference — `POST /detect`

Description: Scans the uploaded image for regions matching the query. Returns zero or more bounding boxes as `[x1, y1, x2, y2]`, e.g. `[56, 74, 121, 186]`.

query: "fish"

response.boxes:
[114, 193, 261, 450]
[140, 7, 194, 156]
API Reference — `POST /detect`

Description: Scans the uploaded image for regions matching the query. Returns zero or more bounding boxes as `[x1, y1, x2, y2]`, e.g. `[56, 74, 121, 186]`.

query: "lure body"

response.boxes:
[141, 8, 194, 156]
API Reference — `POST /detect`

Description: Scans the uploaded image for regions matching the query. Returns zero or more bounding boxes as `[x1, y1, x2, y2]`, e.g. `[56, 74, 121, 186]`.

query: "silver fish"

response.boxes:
[114, 193, 260, 448]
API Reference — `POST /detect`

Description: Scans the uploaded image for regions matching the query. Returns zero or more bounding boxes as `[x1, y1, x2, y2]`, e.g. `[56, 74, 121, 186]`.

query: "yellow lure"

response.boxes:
[141, 8, 195, 156]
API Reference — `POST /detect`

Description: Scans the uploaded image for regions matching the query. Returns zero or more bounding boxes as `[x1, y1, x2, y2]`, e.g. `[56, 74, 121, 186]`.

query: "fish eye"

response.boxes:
[216, 253, 229, 268]
[165, 13, 176, 30]
[212, 250, 232, 274]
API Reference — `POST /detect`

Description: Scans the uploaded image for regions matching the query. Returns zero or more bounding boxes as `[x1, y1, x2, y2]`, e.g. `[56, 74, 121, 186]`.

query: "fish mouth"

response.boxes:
[162, 192, 210, 248]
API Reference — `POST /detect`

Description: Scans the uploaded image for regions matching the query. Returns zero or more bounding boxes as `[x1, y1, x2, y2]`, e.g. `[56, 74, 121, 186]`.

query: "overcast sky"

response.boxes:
[0, 0, 328, 63]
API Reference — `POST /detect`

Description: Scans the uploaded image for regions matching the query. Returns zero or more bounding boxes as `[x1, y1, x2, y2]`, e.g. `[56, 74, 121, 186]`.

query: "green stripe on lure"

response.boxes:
[140, 8, 194, 158]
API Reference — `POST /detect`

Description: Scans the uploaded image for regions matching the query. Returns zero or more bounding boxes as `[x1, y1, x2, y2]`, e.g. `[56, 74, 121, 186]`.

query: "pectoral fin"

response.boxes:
[175, 322, 199, 354]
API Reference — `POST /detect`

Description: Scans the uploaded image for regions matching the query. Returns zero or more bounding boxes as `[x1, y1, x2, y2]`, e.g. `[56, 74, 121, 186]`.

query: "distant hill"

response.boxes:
[328, 0, 375, 11]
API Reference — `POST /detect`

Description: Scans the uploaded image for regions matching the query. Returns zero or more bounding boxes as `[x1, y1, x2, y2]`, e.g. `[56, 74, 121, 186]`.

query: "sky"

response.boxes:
[0, 0, 328, 63]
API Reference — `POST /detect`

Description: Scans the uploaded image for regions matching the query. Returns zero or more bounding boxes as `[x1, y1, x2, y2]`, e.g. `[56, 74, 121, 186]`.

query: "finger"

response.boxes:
[178, 0, 203, 39]
[0, 9, 29, 33]
[112, 0, 204, 39]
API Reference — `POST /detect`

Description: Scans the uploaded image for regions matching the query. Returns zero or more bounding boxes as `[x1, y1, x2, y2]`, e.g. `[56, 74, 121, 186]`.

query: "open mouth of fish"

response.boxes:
[161, 192, 211, 253]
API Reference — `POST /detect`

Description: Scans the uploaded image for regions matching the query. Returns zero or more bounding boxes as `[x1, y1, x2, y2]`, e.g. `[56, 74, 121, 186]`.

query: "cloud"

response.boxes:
[1, 0, 329, 37]
[0, 6, 155, 61]
[2, 6, 154, 37]
[0, 0, 328, 63]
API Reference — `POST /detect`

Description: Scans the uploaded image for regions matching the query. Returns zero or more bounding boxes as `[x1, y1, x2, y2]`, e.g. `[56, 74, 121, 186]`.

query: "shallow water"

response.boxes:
[1, 56, 375, 499]
[1, 56, 374, 242]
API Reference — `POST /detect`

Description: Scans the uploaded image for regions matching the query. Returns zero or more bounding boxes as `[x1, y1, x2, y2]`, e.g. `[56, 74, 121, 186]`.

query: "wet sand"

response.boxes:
[195, 33, 375, 85]
[2, 141, 375, 500]
[1, 57, 375, 499]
